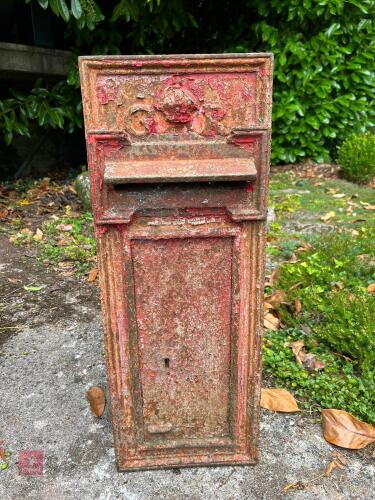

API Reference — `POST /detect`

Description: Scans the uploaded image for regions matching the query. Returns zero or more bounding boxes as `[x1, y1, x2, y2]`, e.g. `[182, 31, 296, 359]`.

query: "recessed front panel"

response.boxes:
[131, 236, 233, 444]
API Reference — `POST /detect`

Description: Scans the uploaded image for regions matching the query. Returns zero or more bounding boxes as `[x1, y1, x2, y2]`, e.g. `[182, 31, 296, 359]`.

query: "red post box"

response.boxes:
[79, 53, 273, 471]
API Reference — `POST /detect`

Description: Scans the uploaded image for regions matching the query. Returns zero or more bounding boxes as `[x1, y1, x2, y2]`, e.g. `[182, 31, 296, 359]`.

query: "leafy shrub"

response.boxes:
[263, 328, 375, 424]
[1, 1, 375, 166]
[338, 133, 375, 183]
[274, 223, 375, 373]
[314, 292, 375, 374]
[228, 0, 375, 163]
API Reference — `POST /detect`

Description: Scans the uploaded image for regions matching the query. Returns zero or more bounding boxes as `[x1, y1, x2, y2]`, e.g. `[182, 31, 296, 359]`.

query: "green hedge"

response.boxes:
[1, 0, 374, 165]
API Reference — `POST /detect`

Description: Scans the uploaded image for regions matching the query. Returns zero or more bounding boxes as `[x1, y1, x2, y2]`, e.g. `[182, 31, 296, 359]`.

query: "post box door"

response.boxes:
[132, 235, 233, 443]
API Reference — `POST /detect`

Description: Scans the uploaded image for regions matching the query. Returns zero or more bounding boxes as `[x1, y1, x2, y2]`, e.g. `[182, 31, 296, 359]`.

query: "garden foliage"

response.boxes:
[338, 133, 375, 183]
[1, 0, 374, 164]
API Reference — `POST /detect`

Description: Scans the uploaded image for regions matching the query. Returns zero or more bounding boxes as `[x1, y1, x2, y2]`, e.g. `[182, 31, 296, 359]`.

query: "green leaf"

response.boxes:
[23, 285, 46, 292]
[57, 0, 70, 22]
[71, 0, 82, 19]
[38, 0, 49, 9]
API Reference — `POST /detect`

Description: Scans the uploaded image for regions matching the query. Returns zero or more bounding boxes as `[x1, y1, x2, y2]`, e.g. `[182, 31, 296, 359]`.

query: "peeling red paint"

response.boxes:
[79, 53, 273, 471]
[98, 225, 108, 235]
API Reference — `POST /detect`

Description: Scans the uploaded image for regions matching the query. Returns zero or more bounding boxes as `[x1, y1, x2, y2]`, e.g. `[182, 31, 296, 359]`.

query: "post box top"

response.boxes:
[79, 53, 273, 138]
[79, 52, 273, 61]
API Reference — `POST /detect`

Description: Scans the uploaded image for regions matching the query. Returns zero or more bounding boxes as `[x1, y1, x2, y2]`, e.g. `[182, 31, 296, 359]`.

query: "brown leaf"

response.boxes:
[290, 281, 303, 291]
[289, 253, 298, 263]
[360, 201, 375, 210]
[86, 386, 106, 418]
[267, 289, 287, 308]
[0, 207, 9, 219]
[367, 283, 375, 294]
[268, 267, 279, 286]
[310, 355, 325, 371]
[87, 268, 98, 283]
[325, 460, 337, 476]
[284, 482, 304, 492]
[33, 228, 44, 241]
[264, 312, 280, 330]
[290, 339, 307, 365]
[294, 298, 302, 315]
[56, 238, 68, 247]
[303, 353, 325, 373]
[261, 388, 300, 413]
[331, 450, 348, 466]
[296, 241, 312, 253]
[321, 211, 336, 222]
[321, 409, 375, 449]
[56, 223, 73, 232]
[0, 448, 6, 461]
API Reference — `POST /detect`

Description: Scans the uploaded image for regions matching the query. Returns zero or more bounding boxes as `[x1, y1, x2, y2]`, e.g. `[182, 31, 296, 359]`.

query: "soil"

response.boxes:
[0, 234, 99, 349]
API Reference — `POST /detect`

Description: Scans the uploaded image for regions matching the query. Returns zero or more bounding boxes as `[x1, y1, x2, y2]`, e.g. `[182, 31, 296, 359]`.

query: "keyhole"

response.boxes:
[164, 358, 170, 369]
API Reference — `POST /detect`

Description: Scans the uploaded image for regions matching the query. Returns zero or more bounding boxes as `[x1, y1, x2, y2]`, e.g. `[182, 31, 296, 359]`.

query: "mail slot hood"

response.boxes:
[104, 157, 256, 184]
[103, 140, 257, 184]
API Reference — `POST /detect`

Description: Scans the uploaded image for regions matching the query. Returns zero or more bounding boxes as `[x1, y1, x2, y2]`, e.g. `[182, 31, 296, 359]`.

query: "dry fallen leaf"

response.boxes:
[33, 228, 44, 241]
[284, 481, 304, 492]
[321, 409, 375, 449]
[0, 207, 9, 219]
[367, 283, 375, 294]
[296, 241, 312, 253]
[56, 238, 68, 247]
[325, 460, 337, 476]
[360, 201, 375, 210]
[268, 268, 279, 287]
[321, 211, 336, 222]
[264, 312, 280, 331]
[290, 281, 303, 291]
[290, 339, 307, 365]
[289, 253, 298, 263]
[304, 354, 325, 372]
[331, 450, 348, 466]
[56, 223, 73, 232]
[261, 388, 300, 413]
[266, 289, 287, 308]
[87, 268, 98, 283]
[333, 193, 346, 199]
[294, 298, 302, 315]
[0, 448, 6, 462]
[86, 386, 106, 418]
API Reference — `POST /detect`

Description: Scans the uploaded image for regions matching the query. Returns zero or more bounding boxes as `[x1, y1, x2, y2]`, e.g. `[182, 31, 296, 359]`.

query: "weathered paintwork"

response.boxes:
[79, 53, 273, 471]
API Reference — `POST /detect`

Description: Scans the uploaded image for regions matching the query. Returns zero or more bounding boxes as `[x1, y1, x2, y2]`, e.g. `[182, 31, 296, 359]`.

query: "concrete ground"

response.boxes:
[0, 234, 374, 500]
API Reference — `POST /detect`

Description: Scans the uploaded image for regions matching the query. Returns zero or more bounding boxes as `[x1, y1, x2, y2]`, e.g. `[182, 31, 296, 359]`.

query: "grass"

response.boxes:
[265, 171, 375, 423]
[38, 213, 96, 274]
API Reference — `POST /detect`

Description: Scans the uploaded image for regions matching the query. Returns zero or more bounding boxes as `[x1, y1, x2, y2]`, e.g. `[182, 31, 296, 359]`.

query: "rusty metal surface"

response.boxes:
[104, 157, 256, 184]
[79, 53, 273, 471]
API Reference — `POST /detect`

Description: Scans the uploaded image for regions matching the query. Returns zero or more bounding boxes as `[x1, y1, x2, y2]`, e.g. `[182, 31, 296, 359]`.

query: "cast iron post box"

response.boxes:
[79, 53, 273, 471]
